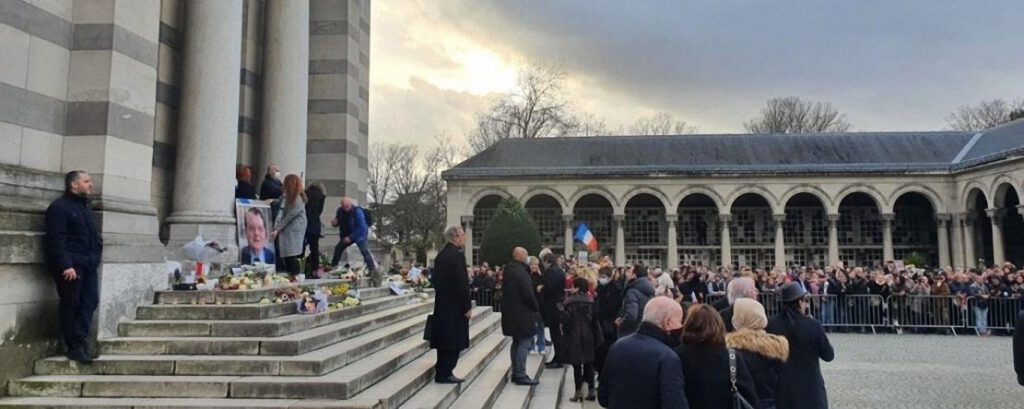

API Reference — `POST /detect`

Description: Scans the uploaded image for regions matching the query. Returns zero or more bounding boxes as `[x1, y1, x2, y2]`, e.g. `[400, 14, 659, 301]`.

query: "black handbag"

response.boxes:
[423, 314, 434, 341]
[729, 348, 756, 409]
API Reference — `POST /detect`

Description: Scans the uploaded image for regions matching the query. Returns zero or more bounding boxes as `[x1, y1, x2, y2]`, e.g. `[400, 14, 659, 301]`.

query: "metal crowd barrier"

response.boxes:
[471, 288, 501, 312]
[965, 296, 1021, 335]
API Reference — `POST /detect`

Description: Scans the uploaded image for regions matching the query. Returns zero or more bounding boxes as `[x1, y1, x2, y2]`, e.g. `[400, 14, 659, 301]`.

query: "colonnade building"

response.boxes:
[0, 0, 369, 388]
[443, 119, 1024, 271]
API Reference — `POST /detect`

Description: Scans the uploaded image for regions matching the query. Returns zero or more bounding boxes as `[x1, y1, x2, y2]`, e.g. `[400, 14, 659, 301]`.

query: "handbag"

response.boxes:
[423, 314, 434, 342]
[729, 348, 756, 409]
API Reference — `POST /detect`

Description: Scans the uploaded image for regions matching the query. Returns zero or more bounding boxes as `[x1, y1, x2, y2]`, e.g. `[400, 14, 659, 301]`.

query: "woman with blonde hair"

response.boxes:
[726, 298, 789, 409]
[271, 174, 307, 277]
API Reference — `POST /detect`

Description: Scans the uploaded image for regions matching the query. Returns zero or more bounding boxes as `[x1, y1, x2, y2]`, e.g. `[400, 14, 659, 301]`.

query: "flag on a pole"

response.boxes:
[575, 223, 598, 252]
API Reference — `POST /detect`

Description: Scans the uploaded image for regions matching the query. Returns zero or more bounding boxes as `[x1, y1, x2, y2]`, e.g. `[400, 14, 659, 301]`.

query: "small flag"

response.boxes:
[575, 223, 598, 252]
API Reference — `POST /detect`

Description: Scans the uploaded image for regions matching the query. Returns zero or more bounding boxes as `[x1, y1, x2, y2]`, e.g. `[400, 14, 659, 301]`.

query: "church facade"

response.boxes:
[444, 120, 1024, 272]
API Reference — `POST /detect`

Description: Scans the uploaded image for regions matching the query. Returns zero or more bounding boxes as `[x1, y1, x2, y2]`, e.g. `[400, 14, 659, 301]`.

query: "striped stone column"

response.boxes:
[258, 0, 309, 178]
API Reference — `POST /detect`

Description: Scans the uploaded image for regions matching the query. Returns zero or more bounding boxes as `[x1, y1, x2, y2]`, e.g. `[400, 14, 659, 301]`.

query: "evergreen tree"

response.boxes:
[479, 197, 543, 266]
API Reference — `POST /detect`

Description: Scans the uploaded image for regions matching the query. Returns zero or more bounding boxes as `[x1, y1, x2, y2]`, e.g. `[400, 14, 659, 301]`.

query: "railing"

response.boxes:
[471, 288, 502, 312]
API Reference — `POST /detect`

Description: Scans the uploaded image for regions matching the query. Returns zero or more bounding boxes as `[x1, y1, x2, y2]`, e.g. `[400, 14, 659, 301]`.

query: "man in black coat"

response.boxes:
[1014, 310, 1024, 386]
[45, 171, 103, 364]
[616, 266, 654, 337]
[540, 253, 566, 368]
[259, 164, 283, 200]
[428, 226, 472, 384]
[502, 247, 541, 385]
[303, 183, 326, 273]
[766, 283, 835, 409]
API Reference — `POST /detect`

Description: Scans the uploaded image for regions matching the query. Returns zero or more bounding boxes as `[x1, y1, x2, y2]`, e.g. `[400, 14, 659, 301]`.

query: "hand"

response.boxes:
[330, 218, 339, 227]
[614, 317, 623, 327]
[269, 230, 279, 240]
[343, 237, 351, 244]
[464, 310, 472, 319]
[62, 268, 78, 281]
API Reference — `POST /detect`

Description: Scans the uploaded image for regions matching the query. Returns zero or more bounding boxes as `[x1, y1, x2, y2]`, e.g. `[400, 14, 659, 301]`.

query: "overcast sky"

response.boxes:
[368, 1, 1024, 150]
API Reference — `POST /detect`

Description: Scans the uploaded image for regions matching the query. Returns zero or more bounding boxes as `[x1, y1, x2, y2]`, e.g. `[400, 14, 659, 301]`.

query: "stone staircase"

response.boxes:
[0, 277, 566, 409]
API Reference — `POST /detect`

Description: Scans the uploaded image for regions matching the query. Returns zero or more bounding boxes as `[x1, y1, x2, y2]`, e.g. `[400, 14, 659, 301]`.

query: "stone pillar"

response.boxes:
[988, 209, 1005, 265]
[166, 0, 245, 259]
[666, 214, 679, 269]
[462, 216, 474, 266]
[563, 214, 574, 257]
[936, 214, 951, 268]
[881, 213, 895, 262]
[720, 214, 732, 268]
[259, 0, 310, 177]
[614, 214, 626, 266]
[827, 214, 840, 266]
[949, 213, 965, 269]
[773, 214, 786, 270]
[963, 215, 977, 268]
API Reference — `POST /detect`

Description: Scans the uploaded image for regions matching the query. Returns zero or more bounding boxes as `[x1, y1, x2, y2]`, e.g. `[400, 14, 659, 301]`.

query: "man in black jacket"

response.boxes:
[1014, 309, 1023, 386]
[428, 226, 472, 384]
[259, 164, 283, 200]
[45, 171, 103, 364]
[503, 247, 541, 385]
[540, 253, 566, 368]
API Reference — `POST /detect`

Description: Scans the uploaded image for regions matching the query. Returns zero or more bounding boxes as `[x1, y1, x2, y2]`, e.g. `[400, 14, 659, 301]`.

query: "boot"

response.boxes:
[586, 385, 596, 401]
[569, 386, 583, 402]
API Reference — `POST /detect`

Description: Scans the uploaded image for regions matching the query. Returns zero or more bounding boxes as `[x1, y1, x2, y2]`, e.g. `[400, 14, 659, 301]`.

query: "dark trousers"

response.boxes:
[435, 349, 460, 379]
[304, 232, 321, 273]
[547, 323, 565, 363]
[572, 363, 595, 389]
[510, 336, 532, 378]
[331, 238, 376, 270]
[283, 256, 301, 276]
[53, 265, 99, 352]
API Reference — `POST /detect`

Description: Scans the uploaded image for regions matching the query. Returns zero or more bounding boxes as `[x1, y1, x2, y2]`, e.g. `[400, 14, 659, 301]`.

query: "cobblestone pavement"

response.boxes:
[561, 333, 1022, 409]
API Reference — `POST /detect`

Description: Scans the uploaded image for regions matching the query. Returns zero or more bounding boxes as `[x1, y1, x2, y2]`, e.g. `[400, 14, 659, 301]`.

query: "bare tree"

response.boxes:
[628, 112, 699, 135]
[744, 97, 851, 134]
[570, 111, 611, 137]
[944, 99, 1024, 131]
[467, 63, 579, 153]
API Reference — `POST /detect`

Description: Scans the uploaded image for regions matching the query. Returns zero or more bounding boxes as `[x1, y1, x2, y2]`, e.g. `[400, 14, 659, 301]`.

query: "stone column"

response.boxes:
[666, 214, 679, 269]
[963, 215, 977, 268]
[827, 214, 840, 266]
[988, 209, 1005, 265]
[773, 214, 786, 270]
[949, 213, 965, 269]
[166, 0, 245, 258]
[563, 214, 574, 257]
[462, 216, 474, 266]
[614, 214, 626, 266]
[936, 214, 951, 268]
[720, 214, 733, 268]
[259, 0, 310, 177]
[881, 213, 895, 262]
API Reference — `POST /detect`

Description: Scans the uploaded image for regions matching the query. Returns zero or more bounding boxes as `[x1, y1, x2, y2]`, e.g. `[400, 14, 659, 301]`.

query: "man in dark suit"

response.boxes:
[45, 171, 103, 364]
[540, 253, 566, 368]
[1015, 310, 1024, 386]
[240, 208, 275, 264]
[428, 226, 472, 384]
[503, 247, 541, 385]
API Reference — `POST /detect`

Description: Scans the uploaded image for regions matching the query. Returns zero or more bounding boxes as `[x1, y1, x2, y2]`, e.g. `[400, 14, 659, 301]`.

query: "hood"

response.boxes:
[627, 277, 655, 297]
[726, 328, 789, 362]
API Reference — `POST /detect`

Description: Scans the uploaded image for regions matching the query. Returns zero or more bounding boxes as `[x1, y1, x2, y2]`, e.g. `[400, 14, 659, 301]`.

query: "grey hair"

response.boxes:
[727, 277, 756, 305]
[642, 296, 681, 325]
[444, 226, 464, 242]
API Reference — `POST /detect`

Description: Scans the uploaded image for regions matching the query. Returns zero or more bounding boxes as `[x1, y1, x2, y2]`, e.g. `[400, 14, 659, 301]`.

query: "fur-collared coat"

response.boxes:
[727, 328, 790, 405]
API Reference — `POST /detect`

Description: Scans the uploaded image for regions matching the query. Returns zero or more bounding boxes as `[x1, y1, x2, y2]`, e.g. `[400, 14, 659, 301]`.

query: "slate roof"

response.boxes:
[443, 119, 1024, 179]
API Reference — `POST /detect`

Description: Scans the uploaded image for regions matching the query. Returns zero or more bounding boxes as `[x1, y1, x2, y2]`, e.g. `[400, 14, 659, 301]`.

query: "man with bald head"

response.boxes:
[599, 296, 689, 408]
[719, 276, 759, 332]
[501, 247, 541, 386]
[330, 196, 378, 282]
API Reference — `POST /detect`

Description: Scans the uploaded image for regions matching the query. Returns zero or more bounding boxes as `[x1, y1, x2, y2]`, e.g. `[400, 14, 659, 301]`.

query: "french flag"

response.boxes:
[575, 223, 599, 252]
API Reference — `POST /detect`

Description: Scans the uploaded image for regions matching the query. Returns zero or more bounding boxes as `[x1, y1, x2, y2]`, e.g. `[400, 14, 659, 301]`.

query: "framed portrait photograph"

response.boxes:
[236, 199, 276, 265]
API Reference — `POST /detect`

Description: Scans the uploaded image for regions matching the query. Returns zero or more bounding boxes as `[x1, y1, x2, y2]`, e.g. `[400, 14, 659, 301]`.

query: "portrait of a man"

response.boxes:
[237, 204, 275, 265]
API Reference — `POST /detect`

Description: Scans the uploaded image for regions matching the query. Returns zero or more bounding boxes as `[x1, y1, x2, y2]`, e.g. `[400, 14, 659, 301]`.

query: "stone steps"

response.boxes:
[134, 287, 392, 321]
[493, 354, 549, 409]
[154, 277, 371, 305]
[443, 341, 513, 409]
[397, 332, 510, 409]
[118, 291, 420, 338]
[6, 310, 500, 401]
[34, 304, 441, 377]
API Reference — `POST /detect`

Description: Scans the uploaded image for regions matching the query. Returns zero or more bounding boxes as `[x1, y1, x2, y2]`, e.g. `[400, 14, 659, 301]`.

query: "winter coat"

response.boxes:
[45, 194, 102, 275]
[335, 206, 369, 243]
[274, 197, 307, 258]
[598, 322, 689, 409]
[597, 280, 624, 337]
[726, 328, 790, 405]
[259, 176, 282, 200]
[1014, 310, 1024, 386]
[766, 306, 834, 409]
[304, 186, 326, 236]
[429, 243, 471, 350]
[618, 277, 655, 337]
[502, 261, 540, 339]
[540, 265, 567, 327]
[560, 293, 602, 365]
[676, 343, 761, 409]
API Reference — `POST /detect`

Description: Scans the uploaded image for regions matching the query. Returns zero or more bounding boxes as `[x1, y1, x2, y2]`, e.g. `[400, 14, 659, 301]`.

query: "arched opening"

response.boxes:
[783, 193, 829, 268]
[572, 194, 615, 258]
[471, 194, 504, 265]
[995, 184, 1024, 265]
[524, 194, 563, 250]
[677, 193, 720, 267]
[624, 193, 667, 268]
[729, 193, 775, 269]
[837, 192, 883, 268]
[892, 192, 938, 267]
[966, 188, 992, 267]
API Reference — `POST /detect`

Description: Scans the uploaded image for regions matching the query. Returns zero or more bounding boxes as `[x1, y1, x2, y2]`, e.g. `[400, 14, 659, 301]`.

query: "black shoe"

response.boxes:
[434, 375, 464, 384]
[544, 362, 564, 369]
[512, 376, 539, 386]
[66, 348, 94, 365]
